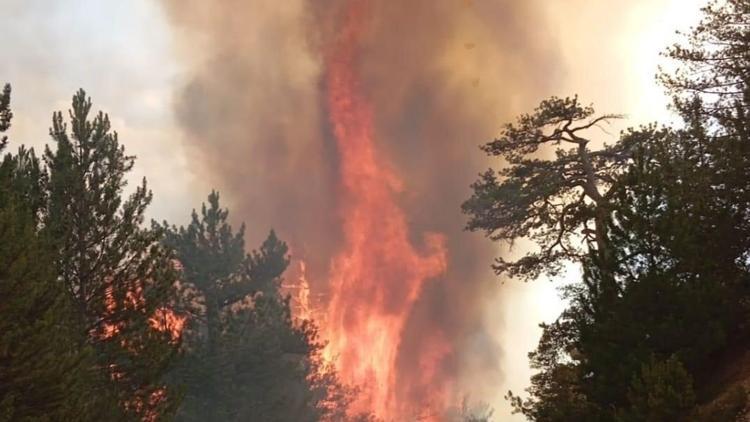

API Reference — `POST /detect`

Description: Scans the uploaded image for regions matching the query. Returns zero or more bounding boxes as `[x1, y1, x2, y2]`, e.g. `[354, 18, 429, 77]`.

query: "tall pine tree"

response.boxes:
[44, 90, 181, 419]
[0, 84, 116, 421]
[494, 1, 750, 420]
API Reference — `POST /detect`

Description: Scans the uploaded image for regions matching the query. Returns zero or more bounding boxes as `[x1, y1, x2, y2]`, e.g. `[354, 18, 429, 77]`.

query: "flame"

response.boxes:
[97, 279, 184, 420]
[283, 259, 314, 322]
[98, 280, 185, 343]
[323, 1, 448, 419]
[149, 307, 186, 342]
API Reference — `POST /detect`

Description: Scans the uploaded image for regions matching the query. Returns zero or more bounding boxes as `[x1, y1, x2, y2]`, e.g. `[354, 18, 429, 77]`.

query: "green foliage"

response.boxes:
[0, 89, 116, 420]
[0, 119, 117, 421]
[0, 84, 12, 150]
[506, 304, 600, 422]
[0, 146, 47, 223]
[509, 117, 750, 420]
[661, 0, 750, 131]
[43, 89, 181, 419]
[0, 86, 364, 420]
[472, 1, 750, 420]
[615, 356, 695, 422]
[0, 197, 111, 421]
[462, 96, 627, 281]
[163, 192, 355, 421]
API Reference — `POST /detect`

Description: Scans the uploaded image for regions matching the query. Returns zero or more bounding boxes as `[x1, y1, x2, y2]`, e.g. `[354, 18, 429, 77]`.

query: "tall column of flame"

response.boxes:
[324, 1, 448, 419]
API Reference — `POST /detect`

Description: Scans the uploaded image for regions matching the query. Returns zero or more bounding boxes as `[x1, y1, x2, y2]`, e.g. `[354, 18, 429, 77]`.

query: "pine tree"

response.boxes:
[44, 90, 180, 419]
[662, 0, 750, 275]
[0, 199, 113, 421]
[461, 96, 629, 291]
[0, 84, 12, 151]
[0, 85, 116, 421]
[615, 356, 695, 422]
[162, 192, 350, 421]
[499, 1, 750, 420]
[160, 191, 284, 356]
[661, 0, 750, 132]
[0, 146, 47, 222]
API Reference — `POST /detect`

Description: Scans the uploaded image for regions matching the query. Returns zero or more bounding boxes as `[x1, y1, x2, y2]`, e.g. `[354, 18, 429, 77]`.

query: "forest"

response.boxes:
[2, 0, 750, 421]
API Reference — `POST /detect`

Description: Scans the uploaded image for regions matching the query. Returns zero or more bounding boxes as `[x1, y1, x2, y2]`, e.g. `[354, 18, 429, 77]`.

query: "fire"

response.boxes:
[283, 259, 314, 322]
[324, 1, 448, 419]
[98, 280, 185, 343]
[149, 307, 186, 342]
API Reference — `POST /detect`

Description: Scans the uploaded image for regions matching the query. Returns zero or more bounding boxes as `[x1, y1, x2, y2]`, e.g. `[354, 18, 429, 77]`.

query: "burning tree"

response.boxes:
[161, 192, 359, 421]
[44, 90, 182, 419]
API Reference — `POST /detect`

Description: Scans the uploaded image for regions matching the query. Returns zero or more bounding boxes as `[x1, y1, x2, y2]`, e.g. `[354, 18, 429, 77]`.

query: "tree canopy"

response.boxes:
[162, 192, 361, 421]
[467, 1, 750, 420]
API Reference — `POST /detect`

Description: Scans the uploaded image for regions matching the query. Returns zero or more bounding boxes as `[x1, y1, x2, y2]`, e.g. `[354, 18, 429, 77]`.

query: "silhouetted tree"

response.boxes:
[661, 0, 750, 131]
[495, 1, 750, 420]
[462, 96, 629, 284]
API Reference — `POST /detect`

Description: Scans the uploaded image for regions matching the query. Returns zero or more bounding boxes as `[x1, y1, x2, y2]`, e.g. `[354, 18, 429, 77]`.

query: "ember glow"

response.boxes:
[149, 307, 186, 342]
[99, 281, 185, 343]
[323, 1, 449, 418]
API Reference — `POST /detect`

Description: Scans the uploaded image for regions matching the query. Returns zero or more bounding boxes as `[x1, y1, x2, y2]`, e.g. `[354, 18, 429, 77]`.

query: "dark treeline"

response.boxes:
[464, 0, 750, 420]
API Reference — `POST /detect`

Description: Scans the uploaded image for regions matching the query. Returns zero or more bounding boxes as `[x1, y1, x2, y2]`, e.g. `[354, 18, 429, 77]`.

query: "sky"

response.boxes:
[2, 0, 705, 419]
[3, 0, 203, 220]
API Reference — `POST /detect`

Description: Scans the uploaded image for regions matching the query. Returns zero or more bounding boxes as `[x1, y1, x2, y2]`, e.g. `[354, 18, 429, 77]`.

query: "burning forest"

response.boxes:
[3, 0, 748, 421]
[158, 0, 558, 417]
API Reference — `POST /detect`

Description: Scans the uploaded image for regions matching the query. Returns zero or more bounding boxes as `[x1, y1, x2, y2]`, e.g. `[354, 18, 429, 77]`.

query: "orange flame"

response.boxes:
[324, 1, 448, 419]
[149, 307, 186, 342]
[283, 260, 314, 322]
[98, 280, 185, 343]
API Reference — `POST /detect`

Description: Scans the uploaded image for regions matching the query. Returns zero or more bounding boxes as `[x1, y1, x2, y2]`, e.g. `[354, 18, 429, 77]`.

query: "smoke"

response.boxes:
[160, 0, 561, 418]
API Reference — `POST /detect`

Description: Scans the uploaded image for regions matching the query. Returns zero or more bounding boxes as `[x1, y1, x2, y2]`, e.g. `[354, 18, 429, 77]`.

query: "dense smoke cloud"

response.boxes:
[160, 0, 561, 415]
